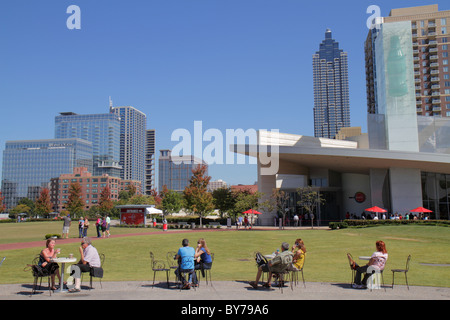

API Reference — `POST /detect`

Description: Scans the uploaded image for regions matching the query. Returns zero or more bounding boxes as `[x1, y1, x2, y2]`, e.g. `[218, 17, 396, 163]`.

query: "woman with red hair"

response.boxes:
[350, 241, 388, 289]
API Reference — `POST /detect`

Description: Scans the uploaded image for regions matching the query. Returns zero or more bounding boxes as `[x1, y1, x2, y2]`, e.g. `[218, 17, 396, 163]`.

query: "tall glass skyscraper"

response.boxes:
[55, 112, 121, 177]
[313, 29, 350, 139]
[1, 138, 93, 210]
[110, 106, 147, 189]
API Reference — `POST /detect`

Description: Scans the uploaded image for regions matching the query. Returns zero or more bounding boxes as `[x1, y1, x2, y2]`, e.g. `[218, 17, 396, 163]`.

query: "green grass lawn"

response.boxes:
[0, 222, 449, 288]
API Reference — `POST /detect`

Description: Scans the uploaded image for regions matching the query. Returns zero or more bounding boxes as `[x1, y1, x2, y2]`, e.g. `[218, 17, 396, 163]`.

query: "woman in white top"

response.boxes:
[350, 240, 388, 289]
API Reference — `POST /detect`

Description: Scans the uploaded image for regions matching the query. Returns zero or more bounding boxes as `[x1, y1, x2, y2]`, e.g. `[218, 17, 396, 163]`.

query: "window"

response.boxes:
[443, 27, 448, 35]
[444, 60, 449, 65]
[444, 52, 449, 58]
[442, 18, 447, 26]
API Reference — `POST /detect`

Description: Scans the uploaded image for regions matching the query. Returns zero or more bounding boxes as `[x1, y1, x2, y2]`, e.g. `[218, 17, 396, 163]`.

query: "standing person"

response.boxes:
[95, 216, 102, 238]
[78, 216, 84, 238]
[244, 215, 249, 229]
[105, 215, 111, 237]
[174, 238, 197, 289]
[101, 216, 107, 238]
[194, 238, 213, 278]
[349, 240, 388, 289]
[293, 214, 299, 227]
[68, 237, 101, 293]
[61, 214, 71, 239]
[83, 217, 89, 237]
[39, 239, 62, 290]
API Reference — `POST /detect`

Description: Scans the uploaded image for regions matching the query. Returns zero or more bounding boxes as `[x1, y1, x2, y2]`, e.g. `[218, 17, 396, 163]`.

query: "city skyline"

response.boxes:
[1, 0, 450, 186]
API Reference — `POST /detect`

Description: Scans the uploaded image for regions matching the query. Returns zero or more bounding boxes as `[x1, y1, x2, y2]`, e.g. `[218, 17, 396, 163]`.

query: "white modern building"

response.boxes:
[232, 20, 450, 225]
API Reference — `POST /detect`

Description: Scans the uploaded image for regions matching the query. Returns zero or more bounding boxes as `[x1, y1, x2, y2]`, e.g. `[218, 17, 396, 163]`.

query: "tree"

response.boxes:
[183, 164, 214, 228]
[99, 186, 114, 216]
[232, 189, 264, 227]
[0, 191, 5, 213]
[296, 186, 326, 229]
[18, 198, 35, 217]
[212, 187, 235, 219]
[264, 188, 290, 229]
[161, 188, 184, 216]
[10, 204, 31, 221]
[35, 188, 53, 218]
[67, 182, 84, 218]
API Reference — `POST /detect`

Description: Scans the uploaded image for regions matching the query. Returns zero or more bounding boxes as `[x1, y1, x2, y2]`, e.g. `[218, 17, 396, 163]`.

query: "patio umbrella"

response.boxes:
[243, 209, 262, 215]
[365, 206, 387, 213]
[410, 206, 433, 213]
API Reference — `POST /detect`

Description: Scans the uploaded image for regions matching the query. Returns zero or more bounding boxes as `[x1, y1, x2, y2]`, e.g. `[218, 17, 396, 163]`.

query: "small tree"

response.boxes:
[35, 188, 53, 218]
[231, 189, 264, 227]
[0, 191, 5, 213]
[264, 188, 290, 229]
[11, 204, 31, 221]
[99, 186, 114, 216]
[67, 182, 84, 219]
[161, 188, 184, 216]
[183, 164, 214, 228]
[212, 187, 235, 219]
[296, 186, 325, 229]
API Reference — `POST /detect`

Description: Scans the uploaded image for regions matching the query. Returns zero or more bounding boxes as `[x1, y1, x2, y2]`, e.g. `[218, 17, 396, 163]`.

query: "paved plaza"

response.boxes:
[1, 280, 449, 300]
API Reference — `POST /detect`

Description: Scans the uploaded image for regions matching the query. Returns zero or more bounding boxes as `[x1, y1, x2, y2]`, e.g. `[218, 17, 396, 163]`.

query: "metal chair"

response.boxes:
[166, 251, 178, 271]
[149, 252, 170, 288]
[196, 252, 214, 287]
[29, 255, 54, 296]
[347, 253, 356, 287]
[175, 256, 196, 291]
[291, 257, 306, 288]
[80, 252, 105, 289]
[272, 269, 292, 293]
[391, 255, 411, 290]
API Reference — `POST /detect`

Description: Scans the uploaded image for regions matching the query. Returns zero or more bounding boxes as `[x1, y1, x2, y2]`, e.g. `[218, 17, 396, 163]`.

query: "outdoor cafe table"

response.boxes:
[52, 257, 77, 293]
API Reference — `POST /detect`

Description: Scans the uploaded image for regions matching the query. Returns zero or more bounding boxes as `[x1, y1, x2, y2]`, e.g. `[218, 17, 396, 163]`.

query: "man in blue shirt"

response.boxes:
[175, 238, 197, 289]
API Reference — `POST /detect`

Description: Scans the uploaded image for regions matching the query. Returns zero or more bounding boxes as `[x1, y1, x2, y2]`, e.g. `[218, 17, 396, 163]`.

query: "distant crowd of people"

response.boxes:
[345, 212, 430, 220]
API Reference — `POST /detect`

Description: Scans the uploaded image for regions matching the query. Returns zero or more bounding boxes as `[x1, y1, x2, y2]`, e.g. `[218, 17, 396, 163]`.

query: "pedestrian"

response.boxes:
[61, 214, 71, 239]
[106, 215, 111, 237]
[78, 216, 84, 238]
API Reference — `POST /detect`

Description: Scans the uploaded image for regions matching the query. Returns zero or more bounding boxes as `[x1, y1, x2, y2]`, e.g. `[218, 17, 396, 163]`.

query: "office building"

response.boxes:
[208, 179, 227, 192]
[51, 167, 141, 212]
[313, 29, 350, 139]
[55, 112, 121, 177]
[365, 4, 450, 117]
[1, 139, 93, 210]
[110, 106, 147, 189]
[158, 149, 208, 192]
[145, 129, 156, 194]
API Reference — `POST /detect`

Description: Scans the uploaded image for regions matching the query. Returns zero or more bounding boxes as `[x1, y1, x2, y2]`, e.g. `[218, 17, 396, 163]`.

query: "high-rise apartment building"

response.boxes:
[313, 29, 350, 139]
[365, 4, 450, 117]
[110, 106, 147, 190]
[158, 149, 208, 192]
[145, 129, 156, 194]
[55, 112, 121, 177]
[1, 139, 93, 210]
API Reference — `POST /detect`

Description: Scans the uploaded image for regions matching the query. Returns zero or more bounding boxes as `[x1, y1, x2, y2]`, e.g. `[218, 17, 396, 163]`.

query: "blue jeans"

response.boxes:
[175, 267, 197, 284]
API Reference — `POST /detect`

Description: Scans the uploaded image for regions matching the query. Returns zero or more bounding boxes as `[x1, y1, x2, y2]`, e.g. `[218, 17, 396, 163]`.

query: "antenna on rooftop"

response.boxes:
[109, 96, 113, 112]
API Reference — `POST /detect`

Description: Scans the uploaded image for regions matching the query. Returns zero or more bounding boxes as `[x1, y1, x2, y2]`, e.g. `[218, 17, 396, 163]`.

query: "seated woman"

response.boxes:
[291, 238, 306, 271]
[194, 238, 212, 277]
[39, 239, 62, 290]
[349, 240, 388, 289]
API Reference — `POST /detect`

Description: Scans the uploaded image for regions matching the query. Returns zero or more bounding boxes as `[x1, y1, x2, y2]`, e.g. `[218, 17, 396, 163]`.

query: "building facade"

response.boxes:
[365, 4, 450, 117]
[110, 106, 147, 189]
[313, 29, 350, 139]
[1, 139, 93, 210]
[51, 167, 142, 212]
[145, 129, 156, 194]
[55, 112, 121, 177]
[158, 149, 208, 192]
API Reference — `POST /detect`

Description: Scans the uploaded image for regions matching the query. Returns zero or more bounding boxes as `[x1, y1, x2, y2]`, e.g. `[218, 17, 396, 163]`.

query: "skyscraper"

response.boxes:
[145, 129, 156, 194]
[110, 106, 147, 189]
[1, 138, 93, 210]
[365, 4, 450, 117]
[313, 29, 350, 139]
[55, 112, 121, 177]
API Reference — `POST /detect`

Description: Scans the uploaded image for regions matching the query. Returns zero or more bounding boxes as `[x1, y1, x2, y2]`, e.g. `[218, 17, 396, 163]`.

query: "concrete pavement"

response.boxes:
[1, 280, 449, 300]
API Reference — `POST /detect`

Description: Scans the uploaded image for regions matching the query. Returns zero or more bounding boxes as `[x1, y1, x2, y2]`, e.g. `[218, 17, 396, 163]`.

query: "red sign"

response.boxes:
[120, 208, 146, 225]
[354, 192, 366, 203]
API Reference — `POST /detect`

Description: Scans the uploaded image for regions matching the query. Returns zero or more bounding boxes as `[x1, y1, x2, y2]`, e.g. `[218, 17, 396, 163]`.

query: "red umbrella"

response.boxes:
[243, 209, 262, 215]
[365, 206, 387, 213]
[410, 207, 433, 213]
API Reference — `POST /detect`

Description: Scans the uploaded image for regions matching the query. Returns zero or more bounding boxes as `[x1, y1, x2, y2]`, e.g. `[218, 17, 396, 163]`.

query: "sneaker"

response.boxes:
[352, 283, 364, 289]
[248, 281, 258, 289]
[182, 282, 191, 290]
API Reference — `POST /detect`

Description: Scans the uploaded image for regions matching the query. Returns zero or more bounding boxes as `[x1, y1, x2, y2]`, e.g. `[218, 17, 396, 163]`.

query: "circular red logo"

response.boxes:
[354, 192, 366, 203]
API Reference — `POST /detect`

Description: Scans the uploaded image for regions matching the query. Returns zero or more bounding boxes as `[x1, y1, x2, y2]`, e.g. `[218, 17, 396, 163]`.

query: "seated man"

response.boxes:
[175, 238, 198, 289]
[68, 237, 101, 293]
[249, 242, 293, 289]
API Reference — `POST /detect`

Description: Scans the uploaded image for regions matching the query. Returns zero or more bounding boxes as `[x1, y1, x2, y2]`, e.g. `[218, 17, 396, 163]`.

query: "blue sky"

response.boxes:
[1, 0, 449, 187]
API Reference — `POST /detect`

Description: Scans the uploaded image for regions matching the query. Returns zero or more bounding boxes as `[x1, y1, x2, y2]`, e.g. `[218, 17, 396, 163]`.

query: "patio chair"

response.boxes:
[347, 253, 356, 288]
[291, 257, 306, 288]
[166, 251, 178, 271]
[196, 252, 214, 287]
[175, 256, 196, 291]
[391, 255, 411, 290]
[149, 251, 170, 288]
[28, 255, 54, 296]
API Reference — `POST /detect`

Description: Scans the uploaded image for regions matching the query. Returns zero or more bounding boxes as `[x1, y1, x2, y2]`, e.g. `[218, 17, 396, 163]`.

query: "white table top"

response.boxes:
[359, 256, 372, 260]
[52, 257, 77, 263]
